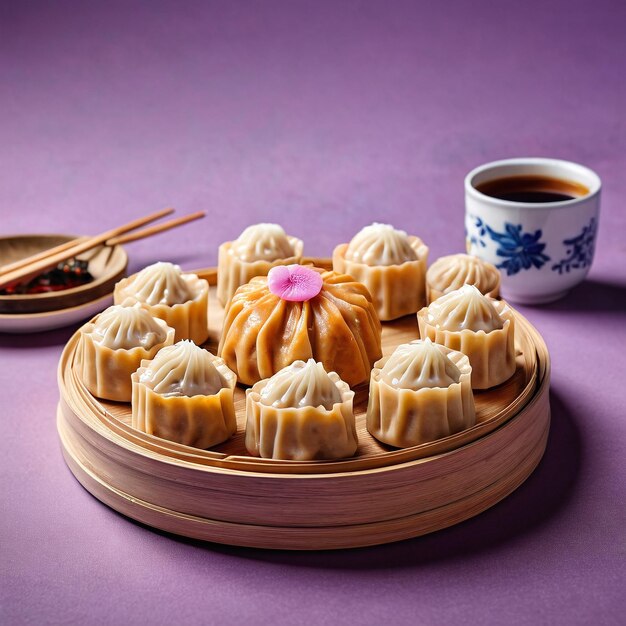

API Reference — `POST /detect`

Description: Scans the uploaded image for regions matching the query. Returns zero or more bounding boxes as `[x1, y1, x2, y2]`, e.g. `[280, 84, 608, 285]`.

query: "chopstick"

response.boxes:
[0, 236, 89, 276]
[106, 211, 205, 245]
[0, 207, 175, 288]
[0, 208, 174, 278]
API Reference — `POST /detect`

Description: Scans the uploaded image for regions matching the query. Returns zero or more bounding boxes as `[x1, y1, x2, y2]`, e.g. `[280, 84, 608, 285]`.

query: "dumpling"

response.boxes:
[131, 340, 237, 448]
[246, 359, 357, 460]
[333, 223, 428, 320]
[232, 223, 297, 262]
[76, 302, 175, 401]
[379, 339, 463, 390]
[258, 359, 342, 409]
[344, 223, 419, 266]
[219, 264, 382, 387]
[367, 339, 474, 447]
[426, 253, 500, 303]
[417, 285, 516, 389]
[114, 262, 209, 344]
[217, 223, 303, 306]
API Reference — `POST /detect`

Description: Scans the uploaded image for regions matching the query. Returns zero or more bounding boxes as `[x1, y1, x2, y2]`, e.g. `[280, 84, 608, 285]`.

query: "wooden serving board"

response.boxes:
[57, 259, 551, 550]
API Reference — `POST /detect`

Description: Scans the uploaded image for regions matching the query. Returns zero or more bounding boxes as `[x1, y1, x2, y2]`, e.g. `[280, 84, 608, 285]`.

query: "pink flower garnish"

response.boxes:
[268, 265, 323, 302]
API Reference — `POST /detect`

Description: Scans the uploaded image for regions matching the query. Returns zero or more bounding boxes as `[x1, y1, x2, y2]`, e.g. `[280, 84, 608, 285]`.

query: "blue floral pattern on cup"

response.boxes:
[485, 223, 551, 276]
[551, 217, 597, 274]
[465, 216, 487, 249]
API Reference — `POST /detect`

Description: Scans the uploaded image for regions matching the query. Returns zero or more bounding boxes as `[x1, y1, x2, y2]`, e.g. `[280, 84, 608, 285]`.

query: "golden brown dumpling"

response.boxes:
[426, 253, 500, 303]
[417, 285, 515, 389]
[114, 262, 209, 344]
[367, 339, 475, 447]
[131, 340, 237, 448]
[217, 223, 303, 306]
[333, 223, 428, 320]
[218, 265, 382, 386]
[245, 359, 357, 460]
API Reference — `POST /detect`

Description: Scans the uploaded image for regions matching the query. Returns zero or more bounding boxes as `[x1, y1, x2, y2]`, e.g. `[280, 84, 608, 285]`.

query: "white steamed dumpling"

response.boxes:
[126, 262, 193, 306]
[139, 341, 228, 397]
[259, 359, 342, 410]
[92, 303, 168, 350]
[426, 284, 504, 332]
[427, 254, 499, 295]
[232, 223, 295, 262]
[344, 223, 417, 266]
[380, 339, 461, 390]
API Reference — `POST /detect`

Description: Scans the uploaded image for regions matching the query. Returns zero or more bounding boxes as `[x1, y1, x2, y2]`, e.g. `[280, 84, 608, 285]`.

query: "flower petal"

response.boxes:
[268, 264, 323, 302]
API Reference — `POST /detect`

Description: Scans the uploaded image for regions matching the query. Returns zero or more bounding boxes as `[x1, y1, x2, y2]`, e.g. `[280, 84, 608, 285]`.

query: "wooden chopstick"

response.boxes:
[106, 211, 206, 246]
[0, 236, 89, 276]
[0, 208, 175, 278]
[0, 207, 174, 289]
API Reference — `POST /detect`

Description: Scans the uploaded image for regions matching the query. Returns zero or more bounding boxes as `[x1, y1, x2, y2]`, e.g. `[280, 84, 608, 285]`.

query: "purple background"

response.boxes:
[1, 1, 625, 624]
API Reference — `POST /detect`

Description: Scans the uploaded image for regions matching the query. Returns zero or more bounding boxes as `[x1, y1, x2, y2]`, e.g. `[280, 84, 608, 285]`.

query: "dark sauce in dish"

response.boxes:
[0, 259, 94, 295]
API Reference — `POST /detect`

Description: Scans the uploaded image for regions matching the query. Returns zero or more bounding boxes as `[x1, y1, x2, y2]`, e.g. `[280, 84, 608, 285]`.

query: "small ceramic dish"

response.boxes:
[0, 234, 127, 314]
[0, 293, 113, 334]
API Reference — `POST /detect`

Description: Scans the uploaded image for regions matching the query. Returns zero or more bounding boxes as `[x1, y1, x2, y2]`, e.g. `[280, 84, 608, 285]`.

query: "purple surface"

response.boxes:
[1, 1, 625, 624]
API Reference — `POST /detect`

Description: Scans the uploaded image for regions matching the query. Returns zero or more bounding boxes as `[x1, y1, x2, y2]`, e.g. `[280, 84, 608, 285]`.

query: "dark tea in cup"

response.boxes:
[475, 175, 589, 204]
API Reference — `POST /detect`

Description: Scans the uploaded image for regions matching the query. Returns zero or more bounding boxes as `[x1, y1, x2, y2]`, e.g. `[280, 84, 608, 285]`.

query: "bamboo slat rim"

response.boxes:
[57, 401, 550, 549]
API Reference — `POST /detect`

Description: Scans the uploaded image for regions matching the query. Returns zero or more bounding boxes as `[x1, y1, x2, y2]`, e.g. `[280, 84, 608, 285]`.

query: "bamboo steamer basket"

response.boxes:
[57, 259, 550, 550]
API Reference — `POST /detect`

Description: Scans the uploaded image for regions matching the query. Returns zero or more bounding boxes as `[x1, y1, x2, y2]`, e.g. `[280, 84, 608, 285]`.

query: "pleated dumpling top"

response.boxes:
[92, 303, 168, 350]
[124, 262, 193, 306]
[139, 340, 230, 397]
[424, 284, 504, 332]
[217, 223, 304, 306]
[417, 285, 516, 389]
[380, 339, 462, 390]
[426, 253, 500, 302]
[344, 223, 418, 266]
[232, 223, 298, 262]
[258, 359, 343, 409]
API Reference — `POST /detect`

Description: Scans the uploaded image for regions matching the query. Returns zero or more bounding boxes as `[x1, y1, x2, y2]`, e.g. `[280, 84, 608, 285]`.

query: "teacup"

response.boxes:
[464, 157, 601, 304]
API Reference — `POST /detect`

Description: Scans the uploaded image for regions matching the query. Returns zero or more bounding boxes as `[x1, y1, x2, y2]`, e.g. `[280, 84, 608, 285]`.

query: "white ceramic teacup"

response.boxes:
[464, 158, 601, 304]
